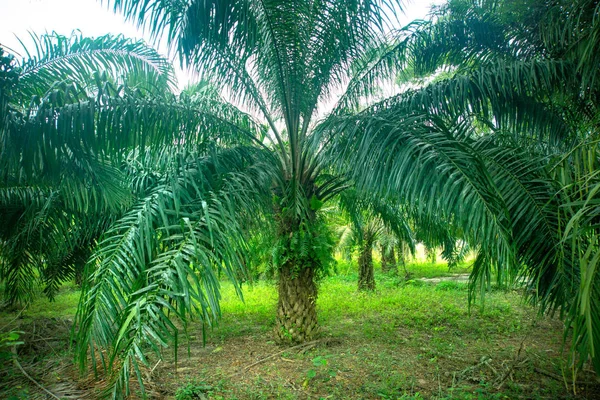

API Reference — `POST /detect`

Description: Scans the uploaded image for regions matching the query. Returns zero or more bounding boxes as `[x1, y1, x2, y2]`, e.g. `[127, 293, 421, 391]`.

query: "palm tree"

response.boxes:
[0, 32, 175, 306]
[379, 229, 398, 275]
[334, 0, 600, 376]
[102, 0, 413, 344]
[337, 216, 386, 291]
[357, 220, 380, 291]
[2, 31, 271, 397]
[337, 190, 415, 290]
[68, 0, 600, 393]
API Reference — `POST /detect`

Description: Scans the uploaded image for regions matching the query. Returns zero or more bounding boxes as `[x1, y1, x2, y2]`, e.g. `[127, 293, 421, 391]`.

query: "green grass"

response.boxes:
[0, 282, 80, 326]
[1, 260, 591, 399]
[0, 257, 465, 325]
[334, 253, 472, 279]
[180, 263, 576, 400]
[404, 261, 472, 278]
[207, 257, 473, 340]
[215, 272, 528, 344]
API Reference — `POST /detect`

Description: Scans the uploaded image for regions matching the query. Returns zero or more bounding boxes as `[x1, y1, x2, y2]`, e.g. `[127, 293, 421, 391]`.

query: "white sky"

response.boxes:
[0, 0, 442, 88]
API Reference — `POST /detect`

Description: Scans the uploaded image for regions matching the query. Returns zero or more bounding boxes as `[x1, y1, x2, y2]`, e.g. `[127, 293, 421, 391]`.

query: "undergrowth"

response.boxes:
[1, 259, 595, 399]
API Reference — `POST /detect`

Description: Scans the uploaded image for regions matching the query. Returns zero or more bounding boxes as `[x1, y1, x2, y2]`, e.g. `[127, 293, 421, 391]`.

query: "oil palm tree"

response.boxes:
[379, 229, 398, 275]
[337, 190, 415, 290]
[0, 33, 260, 311]
[67, 0, 600, 394]
[334, 0, 600, 377]
[2, 31, 270, 398]
[103, 0, 412, 345]
[0, 32, 176, 306]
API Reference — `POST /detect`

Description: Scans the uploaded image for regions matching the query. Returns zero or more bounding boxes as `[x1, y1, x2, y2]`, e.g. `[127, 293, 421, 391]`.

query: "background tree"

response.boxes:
[357, 220, 380, 291]
[379, 228, 398, 275]
[337, 190, 415, 291]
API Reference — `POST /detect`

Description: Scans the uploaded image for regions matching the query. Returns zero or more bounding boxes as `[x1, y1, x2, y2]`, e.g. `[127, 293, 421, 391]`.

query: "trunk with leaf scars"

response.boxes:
[273, 201, 321, 344]
[275, 262, 318, 343]
[381, 245, 397, 275]
[358, 238, 376, 291]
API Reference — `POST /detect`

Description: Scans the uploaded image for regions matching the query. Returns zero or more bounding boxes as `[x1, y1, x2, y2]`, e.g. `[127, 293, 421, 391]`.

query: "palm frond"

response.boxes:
[333, 111, 515, 281]
[12, 31, 175, 104]
[74, 146, 273, 396]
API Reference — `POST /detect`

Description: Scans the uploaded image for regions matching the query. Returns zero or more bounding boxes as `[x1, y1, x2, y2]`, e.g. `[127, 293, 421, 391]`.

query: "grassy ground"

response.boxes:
[1, 260, 599, 399]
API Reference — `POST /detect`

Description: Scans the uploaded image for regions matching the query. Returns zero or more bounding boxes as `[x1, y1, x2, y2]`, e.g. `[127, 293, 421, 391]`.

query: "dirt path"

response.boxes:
[420, 273, 471, 284]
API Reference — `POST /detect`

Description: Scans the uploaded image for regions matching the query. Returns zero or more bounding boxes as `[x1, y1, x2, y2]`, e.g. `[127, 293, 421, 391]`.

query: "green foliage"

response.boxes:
[11, 31, 175, 105]
[415, 0, 600, 377]
[243, 218, 278, 280]
[1, 30, 269, 397]
[304, 355, 336, 386]
[327, 0, 600, 378]
[0, 330, 23, 361]
[310, 195, 324, 212]
[273, 215, 336, 279]
[175, 380, 213, 400]
[435, 281, 468, 292]
[4, 0, 600, 396]
[74, 147, 271, 398]
[0, 32, 178, 306]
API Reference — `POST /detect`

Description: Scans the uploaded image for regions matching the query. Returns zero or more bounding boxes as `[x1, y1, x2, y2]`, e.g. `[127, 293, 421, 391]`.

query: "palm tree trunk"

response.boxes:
[397, 242, 411, 279]
[380, 244, 390, 274]
[272, 193, 322, 344]
[275, 263, 318, 343]
[358, 240, 376, 291]
[381, 245, 397, 276]
[426, 246, 437, 264]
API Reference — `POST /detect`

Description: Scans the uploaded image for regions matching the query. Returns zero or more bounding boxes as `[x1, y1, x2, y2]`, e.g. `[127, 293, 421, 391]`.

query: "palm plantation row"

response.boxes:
[1, 0, 600, 396]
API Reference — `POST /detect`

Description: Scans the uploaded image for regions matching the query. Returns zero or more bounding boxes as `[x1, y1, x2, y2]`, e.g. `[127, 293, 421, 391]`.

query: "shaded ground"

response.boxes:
[150, 276, 599, 399]
[1, 264, 600, 399]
